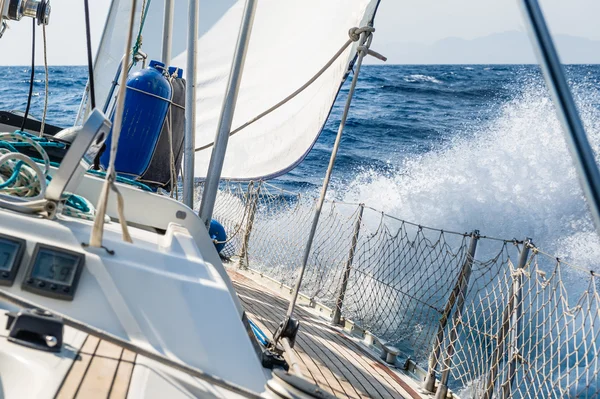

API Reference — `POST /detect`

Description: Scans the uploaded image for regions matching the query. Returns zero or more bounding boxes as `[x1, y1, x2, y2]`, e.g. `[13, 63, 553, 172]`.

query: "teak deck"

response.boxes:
[56, 270, 427, 399]
[228, 269, 426, 399]
[57, 336, 137, 399]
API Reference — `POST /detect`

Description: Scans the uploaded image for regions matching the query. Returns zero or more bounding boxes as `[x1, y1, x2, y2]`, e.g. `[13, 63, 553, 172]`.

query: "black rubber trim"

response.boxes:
[0, 110, 62, 135]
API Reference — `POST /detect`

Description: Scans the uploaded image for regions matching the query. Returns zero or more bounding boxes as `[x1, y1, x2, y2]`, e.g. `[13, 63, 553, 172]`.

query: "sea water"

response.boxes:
[2, 64, 600, 396]
[1, 64, 599, 264]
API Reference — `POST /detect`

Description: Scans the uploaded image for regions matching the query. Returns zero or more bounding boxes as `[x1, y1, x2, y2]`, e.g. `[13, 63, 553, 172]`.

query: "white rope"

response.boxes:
[0, 152, 46, 203]
[90, 0, 138, 247]
[195, 26, 375, 152]
[125, 85, 185, 109]
[0, 133, 49, 205]
[166, 68, 181, 198]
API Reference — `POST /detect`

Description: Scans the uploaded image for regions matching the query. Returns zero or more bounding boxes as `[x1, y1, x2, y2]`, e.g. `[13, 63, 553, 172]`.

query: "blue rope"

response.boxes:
[30, 157, 60, 168]
[66, 194, 91, 213]
[5, 131, 153, 192]
[10, 141, 66, 149]
[14, 130, 52, 141]
[249, 319, 270, 346]
[0, 161, 24, 189]
[0, 142, 19, 153]
[45, 174, 91, 213]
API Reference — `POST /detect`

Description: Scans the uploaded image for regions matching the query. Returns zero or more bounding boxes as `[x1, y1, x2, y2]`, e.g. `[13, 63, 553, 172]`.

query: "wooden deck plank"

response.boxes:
[238, 289, 366, 399]
[121, 349, 137, 363]
[239, 283, 380, 398]
[80, 335, 101, 354]
[108, 361, 135, 399]
[76, 354, 120, 398]
[56, 336, 100, 399]
[227, 269, 423, 399]
[298, 322, 394, 399]
[95, 341, 123, 359]
[239, 293, 342, 396]
[304, 318, 402, 398]
[57, 336, 136, 399]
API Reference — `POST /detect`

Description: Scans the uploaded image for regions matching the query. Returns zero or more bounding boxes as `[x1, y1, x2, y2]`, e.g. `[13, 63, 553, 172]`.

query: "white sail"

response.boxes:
[172, 0, 380, 180]
[93, 0, 235, 112]
[93, 0, 146, 112]
[95, 0, 379, 180]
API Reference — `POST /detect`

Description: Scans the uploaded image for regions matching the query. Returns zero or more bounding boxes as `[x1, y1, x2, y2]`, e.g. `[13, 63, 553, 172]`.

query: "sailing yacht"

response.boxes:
[0, 0, 598, 398]
[0, 0, 412, 398]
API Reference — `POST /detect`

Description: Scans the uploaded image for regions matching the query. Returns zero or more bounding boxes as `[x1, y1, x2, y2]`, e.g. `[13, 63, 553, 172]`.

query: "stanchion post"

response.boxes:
[332, 203, 364, 325]
[239, 182, 260, 269]
[482, 239, 531, 399]
[423, 230, 479, 395]
[502, 239, 531, 398]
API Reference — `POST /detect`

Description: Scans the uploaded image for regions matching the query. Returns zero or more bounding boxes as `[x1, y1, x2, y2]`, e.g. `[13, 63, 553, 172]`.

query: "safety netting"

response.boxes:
[200, 180, 599, 399]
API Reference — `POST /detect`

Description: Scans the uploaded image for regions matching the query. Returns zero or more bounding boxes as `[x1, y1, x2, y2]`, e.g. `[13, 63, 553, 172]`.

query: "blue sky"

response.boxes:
[0, 0, 598, 65]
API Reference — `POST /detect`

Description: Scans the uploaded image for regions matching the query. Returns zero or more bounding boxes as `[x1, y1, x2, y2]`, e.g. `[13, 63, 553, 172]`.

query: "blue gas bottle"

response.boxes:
[101, 60, 172, 178]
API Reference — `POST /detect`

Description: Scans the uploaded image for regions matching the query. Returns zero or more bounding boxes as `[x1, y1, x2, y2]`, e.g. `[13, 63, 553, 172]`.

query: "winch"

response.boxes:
[0, 0, 51, 38]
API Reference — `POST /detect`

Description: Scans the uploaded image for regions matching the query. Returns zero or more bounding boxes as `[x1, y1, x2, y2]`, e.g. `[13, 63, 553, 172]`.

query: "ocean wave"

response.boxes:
[342, 78, 600, 268]
[379, 83, 501, 100]
[403, 74, 443, 84]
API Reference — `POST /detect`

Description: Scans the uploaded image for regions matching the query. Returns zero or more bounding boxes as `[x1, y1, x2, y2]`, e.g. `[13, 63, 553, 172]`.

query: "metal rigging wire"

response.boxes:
[20, 19, 36, 133]
[83, 0, 96, 110]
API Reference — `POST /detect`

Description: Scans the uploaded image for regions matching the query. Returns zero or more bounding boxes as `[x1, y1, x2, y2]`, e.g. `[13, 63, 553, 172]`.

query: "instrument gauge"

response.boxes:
[0, 233, 26, 286]
[22, 244, 85, 301]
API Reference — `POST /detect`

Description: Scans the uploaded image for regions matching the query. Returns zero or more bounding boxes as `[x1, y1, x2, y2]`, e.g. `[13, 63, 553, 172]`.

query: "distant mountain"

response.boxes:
[374, 31, 600, 64]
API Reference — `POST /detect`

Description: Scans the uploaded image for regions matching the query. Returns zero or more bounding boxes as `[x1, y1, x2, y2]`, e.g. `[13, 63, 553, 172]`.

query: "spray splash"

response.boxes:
[343, 77, 600, 268]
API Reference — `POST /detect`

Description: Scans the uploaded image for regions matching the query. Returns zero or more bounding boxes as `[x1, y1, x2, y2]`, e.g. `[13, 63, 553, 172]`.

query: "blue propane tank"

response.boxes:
[100, 60, 172, 178]
[209, 219, 227, 254]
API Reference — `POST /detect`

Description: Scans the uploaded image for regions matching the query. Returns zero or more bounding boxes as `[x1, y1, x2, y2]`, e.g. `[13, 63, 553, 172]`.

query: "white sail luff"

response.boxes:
[172, 0, 380, 180]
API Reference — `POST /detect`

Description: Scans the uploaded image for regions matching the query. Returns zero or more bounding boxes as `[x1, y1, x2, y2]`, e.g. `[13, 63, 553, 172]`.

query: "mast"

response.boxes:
[161, 0, 174, 64]
[198, 0, 258, 226]
[183, 0, 199, 208]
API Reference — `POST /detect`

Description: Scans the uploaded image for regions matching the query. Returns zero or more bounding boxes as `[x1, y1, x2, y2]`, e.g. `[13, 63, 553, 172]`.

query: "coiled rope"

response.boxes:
[0, 131, 108, 221]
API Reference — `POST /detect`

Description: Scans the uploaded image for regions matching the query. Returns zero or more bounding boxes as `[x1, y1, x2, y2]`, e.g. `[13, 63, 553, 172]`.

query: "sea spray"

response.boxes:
[342, 76, 600, 270]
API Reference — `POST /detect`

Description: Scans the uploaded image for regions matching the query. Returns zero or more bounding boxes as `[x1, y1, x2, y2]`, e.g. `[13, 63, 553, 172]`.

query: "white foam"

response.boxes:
[404, 74, 443, 84]
[342, 78, 600, 269]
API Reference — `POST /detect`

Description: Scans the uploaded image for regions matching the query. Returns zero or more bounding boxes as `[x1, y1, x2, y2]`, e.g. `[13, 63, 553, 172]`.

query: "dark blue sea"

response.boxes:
[1, 65, 600, 263]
